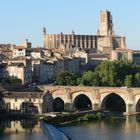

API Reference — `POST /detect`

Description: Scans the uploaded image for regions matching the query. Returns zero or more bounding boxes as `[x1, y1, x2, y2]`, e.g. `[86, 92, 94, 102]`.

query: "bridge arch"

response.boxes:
[73, 94, 92, 110]
[53, 97, 64, 112]
[51, 89, 66, 102]
[134, 94, 140, 112]
[101, 93, 126, 112]
[136, 100, 140, 112]
[135, 95, 140, 112]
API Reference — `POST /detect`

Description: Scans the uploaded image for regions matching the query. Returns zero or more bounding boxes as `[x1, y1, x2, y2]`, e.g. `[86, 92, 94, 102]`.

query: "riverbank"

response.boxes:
[42, 110, 104, 126]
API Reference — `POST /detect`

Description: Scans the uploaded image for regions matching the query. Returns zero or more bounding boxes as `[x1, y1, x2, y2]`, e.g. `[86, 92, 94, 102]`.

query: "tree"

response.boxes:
[124, 75, 133, 87]
[135, 73, 140, 87]
[79, 71, 95, 86]
[95, 61, 118, 86]
[56, 71, 77, 85]
[94, 60, 140, 87]
[78, 70, 101, 86]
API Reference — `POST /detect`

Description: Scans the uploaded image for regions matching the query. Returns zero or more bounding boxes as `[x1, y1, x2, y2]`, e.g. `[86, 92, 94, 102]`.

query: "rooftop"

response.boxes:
[4, 92, 43, 99]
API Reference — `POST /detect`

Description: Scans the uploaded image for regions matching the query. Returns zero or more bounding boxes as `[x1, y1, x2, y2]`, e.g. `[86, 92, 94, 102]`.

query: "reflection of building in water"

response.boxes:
[4, 120, 42, 134]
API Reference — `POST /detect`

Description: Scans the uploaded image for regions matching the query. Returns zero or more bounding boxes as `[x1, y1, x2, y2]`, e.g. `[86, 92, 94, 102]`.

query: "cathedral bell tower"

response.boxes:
[98, 10, 115, 36]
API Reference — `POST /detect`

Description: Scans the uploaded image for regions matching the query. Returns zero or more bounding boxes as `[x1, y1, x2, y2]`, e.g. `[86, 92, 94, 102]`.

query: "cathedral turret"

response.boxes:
[43, 27, 46, 35]
[43, 27, 47, 48]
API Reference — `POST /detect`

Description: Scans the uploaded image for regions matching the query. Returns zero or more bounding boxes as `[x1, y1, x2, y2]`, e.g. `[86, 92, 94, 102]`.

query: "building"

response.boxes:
[87, 53, 108, 67]
[26, 48, 44, 59]
[3, 91, 53, 114]
[4, 92, 43, 113]
[132, 51, 140, 65]
[12, 39, 32, 58]
[12, 45, 26, 58]
[110, 49, 133, 61]
[0, 44, 13, 60]
[7, 62, 32, 84]
[42, 10, 127, 58]
[0, 62, 8, 82]
[32, 59, 55, 83]
[54, 57, 80, 75]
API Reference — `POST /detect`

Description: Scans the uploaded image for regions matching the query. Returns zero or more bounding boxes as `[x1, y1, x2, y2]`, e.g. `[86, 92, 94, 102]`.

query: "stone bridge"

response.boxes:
[39, 85, 140, 115]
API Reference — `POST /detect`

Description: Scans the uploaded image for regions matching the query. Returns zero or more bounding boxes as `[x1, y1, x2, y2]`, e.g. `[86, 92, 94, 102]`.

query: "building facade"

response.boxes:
[7, 63, 32, 84]
[3, 91, 53, 114]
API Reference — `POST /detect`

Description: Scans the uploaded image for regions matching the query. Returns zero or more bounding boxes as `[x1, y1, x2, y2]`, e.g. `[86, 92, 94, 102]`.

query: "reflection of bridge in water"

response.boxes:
[39, 86, 140, 115]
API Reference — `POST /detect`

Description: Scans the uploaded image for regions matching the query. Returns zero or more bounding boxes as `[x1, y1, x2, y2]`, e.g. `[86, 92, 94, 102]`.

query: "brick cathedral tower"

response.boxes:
[98, 10, 115, 36]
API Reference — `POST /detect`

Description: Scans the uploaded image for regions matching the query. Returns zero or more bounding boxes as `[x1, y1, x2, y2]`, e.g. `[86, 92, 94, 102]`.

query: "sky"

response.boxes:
[0, 0, 140, 50]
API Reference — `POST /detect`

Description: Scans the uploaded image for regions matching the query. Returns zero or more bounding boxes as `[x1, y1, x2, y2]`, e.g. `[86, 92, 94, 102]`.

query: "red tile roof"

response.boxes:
[15, 46, 25, 49]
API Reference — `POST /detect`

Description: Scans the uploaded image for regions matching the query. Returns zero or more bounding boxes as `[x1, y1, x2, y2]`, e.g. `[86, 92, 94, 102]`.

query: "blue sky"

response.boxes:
[0, 0, 140, 49]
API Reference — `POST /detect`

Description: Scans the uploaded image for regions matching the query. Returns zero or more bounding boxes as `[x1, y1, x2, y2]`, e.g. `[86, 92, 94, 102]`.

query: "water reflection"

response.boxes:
[60, 115, 140, 140]
[0, 121, 6, 136]
[0, 119, 44, 140]
[1, 116, 140, 140]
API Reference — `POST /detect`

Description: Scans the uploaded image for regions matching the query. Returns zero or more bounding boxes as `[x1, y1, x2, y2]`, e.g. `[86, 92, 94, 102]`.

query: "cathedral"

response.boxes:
[42, 10, 133, 61]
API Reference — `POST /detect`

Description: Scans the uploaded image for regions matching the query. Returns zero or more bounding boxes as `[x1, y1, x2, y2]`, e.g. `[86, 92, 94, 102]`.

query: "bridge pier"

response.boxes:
[125, 103, 136, 115]
[92, 103, 100, 110]
[64, 88, 74, 111]
[64, 103, 74, 111]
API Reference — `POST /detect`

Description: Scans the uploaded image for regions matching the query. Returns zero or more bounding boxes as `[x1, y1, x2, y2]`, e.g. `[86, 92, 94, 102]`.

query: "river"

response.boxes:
[0, 115, 140, 140]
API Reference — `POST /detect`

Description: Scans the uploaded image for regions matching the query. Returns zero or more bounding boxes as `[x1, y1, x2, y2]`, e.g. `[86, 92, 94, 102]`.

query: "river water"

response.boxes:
[0, 116, 140, 140]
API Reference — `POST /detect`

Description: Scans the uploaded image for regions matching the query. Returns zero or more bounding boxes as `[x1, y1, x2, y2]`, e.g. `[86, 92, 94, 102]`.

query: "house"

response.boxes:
[7, 62, 32, 84]
[32, 59, 55, 83]
[3, 91, 53, 114]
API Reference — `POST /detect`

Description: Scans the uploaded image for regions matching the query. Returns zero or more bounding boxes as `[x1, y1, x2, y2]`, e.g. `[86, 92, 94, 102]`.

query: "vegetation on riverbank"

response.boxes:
[76, 113, 102, 122]
[43, 112, 104, 126]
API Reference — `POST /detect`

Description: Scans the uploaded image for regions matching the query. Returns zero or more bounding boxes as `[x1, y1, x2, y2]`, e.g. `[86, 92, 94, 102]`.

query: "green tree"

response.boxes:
[124, 75, 133, 87]
[94, 60, 140, 87]
[79, 70, 100, 86]
[81, 71, 94, 86]
[135, 73, 140, 87]
[56, 71, 77, 85]
[95, 61, 118, 86]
